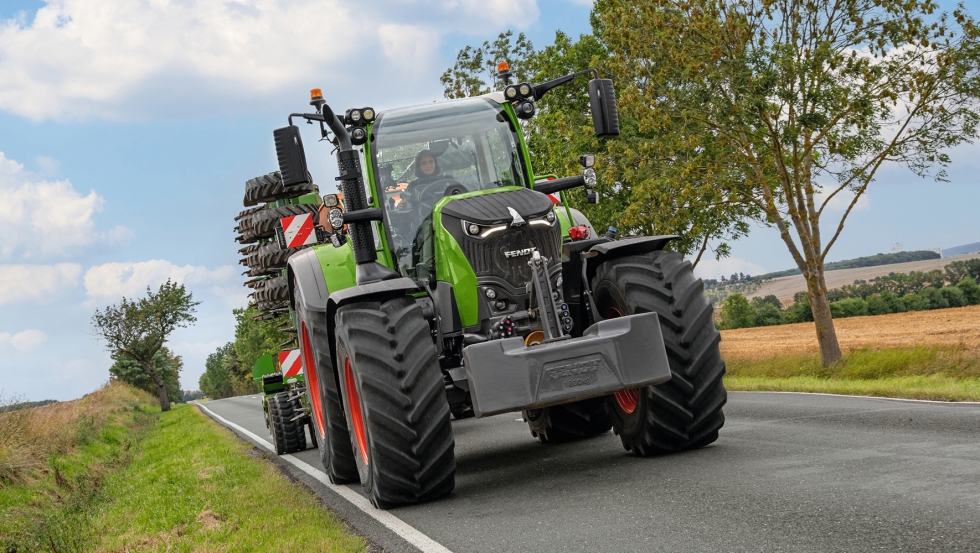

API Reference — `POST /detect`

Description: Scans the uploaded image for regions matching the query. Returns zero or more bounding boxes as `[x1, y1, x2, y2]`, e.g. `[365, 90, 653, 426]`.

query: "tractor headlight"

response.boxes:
[327, 208, 345, 230]
[518, 83, 532, 97]
[350, 126, 367, 145]
[579, 154, 595, 168]
[322, 194, 340, 207]
[545, 210, 556, 223]
[485, 288, 497, 300]
[362, 108, 375, 121]
[583, 168, 597, 187]
[468, 223, 481, 235]
[505, 85, 518, 99]
[516, 100, 535, 119]
[349, 109, 362, 123]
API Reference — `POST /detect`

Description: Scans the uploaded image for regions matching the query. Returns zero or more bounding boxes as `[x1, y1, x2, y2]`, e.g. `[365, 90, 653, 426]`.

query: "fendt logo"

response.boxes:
[504, 247, 537, 258]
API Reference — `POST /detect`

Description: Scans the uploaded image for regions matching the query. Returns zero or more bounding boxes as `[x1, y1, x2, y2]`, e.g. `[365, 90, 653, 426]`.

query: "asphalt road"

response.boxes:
[199, 392, 980, 553]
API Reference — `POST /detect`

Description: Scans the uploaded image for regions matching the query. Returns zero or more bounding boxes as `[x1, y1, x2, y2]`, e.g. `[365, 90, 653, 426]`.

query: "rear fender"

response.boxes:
[583, 235, 679, 287]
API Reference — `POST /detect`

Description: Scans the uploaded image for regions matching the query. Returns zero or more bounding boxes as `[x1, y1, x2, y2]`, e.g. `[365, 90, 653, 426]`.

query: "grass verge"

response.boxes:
[85, 403, 365, 552]
[725, 346, 980, 401]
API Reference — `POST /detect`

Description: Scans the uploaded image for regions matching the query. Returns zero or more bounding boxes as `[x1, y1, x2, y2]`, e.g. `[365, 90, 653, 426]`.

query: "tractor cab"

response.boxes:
[370, 97, 532, 280]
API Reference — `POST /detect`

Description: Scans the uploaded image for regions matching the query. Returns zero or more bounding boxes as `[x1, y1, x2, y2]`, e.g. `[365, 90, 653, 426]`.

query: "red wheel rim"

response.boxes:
[301, 323, 326, 439]
[614, 388, 640, 414]
[344, 357, 369, 465]
[603, 306, 639, 414]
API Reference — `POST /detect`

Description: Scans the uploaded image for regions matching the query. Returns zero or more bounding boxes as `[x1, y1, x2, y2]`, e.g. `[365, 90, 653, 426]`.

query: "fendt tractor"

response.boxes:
[233, 64, 727, 509]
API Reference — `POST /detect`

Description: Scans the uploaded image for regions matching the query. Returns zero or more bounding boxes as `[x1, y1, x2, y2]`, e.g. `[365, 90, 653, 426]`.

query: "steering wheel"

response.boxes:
[415, 177, 469, 211]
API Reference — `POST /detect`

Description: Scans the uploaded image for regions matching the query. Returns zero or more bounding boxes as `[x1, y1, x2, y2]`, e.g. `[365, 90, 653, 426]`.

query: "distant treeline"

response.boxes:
[719, 259, 980, 329]
[0, 399, 58, 413]
[705, 249, 943, 290]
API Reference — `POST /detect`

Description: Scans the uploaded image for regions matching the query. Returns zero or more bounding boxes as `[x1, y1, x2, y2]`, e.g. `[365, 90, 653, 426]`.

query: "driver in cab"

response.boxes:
[411, 149, 448, 188]
[408, 148, 454, 280]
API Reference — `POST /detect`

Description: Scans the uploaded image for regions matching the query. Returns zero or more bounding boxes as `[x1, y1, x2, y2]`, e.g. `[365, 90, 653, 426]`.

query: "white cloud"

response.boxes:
[0, 263, 82, 305]
[0, 151, 133, 259]
[0, 330, 48, 351]
[693, 256, 766, 281]
[84, 259, 237, 300]
[0, 0, 540, 121]
[814, 185, 871, 213]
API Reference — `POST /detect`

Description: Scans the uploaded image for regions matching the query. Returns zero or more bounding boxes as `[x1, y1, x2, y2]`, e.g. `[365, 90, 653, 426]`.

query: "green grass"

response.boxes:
[725, 347, 980, 401]
[86, 404, 365, 552]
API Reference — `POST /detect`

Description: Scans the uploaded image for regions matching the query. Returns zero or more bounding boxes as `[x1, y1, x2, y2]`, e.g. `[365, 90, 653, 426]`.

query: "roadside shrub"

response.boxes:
[866, 294, 890, 315]
[939, 286, 967, 308]
[902, 292, 929, 311]
[784, 291, 813, 323]
[917, 286, 949, 310]
[880, 290, 907, 313]
[956, 277, 980, 305]
[750, 295, 783, 311]
[754, 304, 784, 326]
[830, 298, 869, 318]
[719, 294, 757, 329]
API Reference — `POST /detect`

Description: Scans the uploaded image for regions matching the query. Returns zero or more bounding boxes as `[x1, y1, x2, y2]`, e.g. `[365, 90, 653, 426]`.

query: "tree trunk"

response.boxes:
[140, 358, 171, 412]
[806, 270, 842, 366]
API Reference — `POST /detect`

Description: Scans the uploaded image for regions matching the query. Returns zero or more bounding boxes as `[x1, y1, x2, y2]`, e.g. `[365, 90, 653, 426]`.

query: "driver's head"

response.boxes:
[414, 150, 439, 178]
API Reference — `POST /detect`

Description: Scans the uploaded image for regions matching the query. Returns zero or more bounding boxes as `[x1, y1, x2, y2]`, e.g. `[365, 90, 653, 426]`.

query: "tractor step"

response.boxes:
[461, 312, 671, 417]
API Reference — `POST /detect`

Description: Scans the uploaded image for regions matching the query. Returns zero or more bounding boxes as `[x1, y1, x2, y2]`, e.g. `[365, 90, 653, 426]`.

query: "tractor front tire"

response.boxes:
[592, 251, 726, 455]
[335, 297, 456, 508]
[295, 286, 358, 484]
[523, 397, 611, 442]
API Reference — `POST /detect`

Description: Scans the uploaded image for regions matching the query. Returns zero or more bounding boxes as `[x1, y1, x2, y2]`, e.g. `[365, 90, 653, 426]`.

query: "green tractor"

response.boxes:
[264, 68, 726, 508]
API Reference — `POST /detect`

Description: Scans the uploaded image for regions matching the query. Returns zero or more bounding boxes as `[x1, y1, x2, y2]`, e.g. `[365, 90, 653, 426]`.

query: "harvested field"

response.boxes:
[720, 304, 980, 362]
[746, 252, 980, 305]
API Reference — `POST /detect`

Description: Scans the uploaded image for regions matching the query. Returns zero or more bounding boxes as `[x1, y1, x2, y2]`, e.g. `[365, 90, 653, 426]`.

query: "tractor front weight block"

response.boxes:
[462, 312, 671, 417]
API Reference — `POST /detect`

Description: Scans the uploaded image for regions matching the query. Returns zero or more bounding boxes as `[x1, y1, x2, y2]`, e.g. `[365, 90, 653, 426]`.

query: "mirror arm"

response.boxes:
[532, 68, 598, 101]
[535, 175, 585, 195]
[289, 111, 351, 150]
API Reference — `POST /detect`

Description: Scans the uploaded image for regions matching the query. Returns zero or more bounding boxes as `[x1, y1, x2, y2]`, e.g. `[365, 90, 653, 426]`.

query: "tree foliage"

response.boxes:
[109, 347, 183, 403]
[200, 306, 287, 399]
[91, 280, 199, 411]
[596, 0, 980, 365]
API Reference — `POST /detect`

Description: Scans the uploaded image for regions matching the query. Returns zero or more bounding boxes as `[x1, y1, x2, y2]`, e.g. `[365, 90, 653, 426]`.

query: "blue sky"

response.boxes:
[1, 0, 978, 401]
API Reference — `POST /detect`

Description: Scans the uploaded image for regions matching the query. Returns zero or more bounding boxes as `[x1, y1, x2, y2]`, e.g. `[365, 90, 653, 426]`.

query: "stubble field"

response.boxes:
[720, 304, 980, 361]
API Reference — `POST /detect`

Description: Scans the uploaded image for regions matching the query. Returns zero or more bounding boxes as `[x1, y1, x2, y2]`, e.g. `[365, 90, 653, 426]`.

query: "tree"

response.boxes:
[200, 343, 234, 399]
[598, 0, 980, 365]
[719, 293, 758, 329]
[441, 30, 536, 99]
[91, 280, 200, 411]
[109, 347, 183, 403]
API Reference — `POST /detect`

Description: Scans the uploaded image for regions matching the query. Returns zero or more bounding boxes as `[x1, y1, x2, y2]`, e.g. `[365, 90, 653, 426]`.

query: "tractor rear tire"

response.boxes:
[295, 286, 358, 484]
[244, 172, 315, 207]
[523, 397, 611, 442]
[592, 251, 726, 455]
[335, 297, 456, 508]
[269, 393, 306, 454]
[246, 204, 319, 241]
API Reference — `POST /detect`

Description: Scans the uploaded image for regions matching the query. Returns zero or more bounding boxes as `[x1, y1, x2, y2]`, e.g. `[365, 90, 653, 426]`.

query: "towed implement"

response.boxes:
[242, 68, 726, 508]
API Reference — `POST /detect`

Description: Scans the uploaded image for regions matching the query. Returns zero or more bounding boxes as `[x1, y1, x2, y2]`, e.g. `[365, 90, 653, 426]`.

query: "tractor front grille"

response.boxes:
[459, 224, 561, 288]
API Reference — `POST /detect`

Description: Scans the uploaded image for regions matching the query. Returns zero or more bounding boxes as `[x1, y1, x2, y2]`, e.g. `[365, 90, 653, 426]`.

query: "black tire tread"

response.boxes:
[244, 172, 315, 207]
[247, 240, 309, 272]
[269, 392, 306, 454]
[594, 251, 726, 455]
[336, 297, 455, 508]
[524, 397, 611, 442]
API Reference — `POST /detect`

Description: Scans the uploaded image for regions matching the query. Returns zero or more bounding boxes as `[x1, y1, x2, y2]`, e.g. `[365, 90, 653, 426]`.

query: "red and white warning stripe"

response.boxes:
[279, 349, 303, 378]
[280, 213, 316, 249]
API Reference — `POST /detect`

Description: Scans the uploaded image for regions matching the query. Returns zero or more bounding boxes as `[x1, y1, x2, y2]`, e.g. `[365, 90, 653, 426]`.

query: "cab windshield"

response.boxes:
[371, 98, 528, 278]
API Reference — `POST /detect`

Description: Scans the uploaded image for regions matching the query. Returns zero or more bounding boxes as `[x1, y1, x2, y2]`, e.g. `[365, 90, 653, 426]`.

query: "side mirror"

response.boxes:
[588, 79, 620, 137]
[273, 125, 310, 187]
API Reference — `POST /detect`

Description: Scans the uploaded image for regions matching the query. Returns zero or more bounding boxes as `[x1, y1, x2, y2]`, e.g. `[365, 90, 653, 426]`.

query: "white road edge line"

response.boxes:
[194, 402, 454, 553]
[733, 390, 980, 405]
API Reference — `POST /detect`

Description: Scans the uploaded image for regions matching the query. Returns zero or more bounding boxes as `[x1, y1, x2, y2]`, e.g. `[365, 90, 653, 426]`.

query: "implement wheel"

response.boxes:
[269, 392, 306, 454]
[335, 297, 456, 508]
[592, 251, 726, 455]
[295, 286, 358, 483]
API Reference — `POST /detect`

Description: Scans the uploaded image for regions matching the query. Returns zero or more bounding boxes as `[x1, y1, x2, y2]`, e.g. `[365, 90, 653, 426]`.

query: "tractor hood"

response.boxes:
[440, 187, 554, 226]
